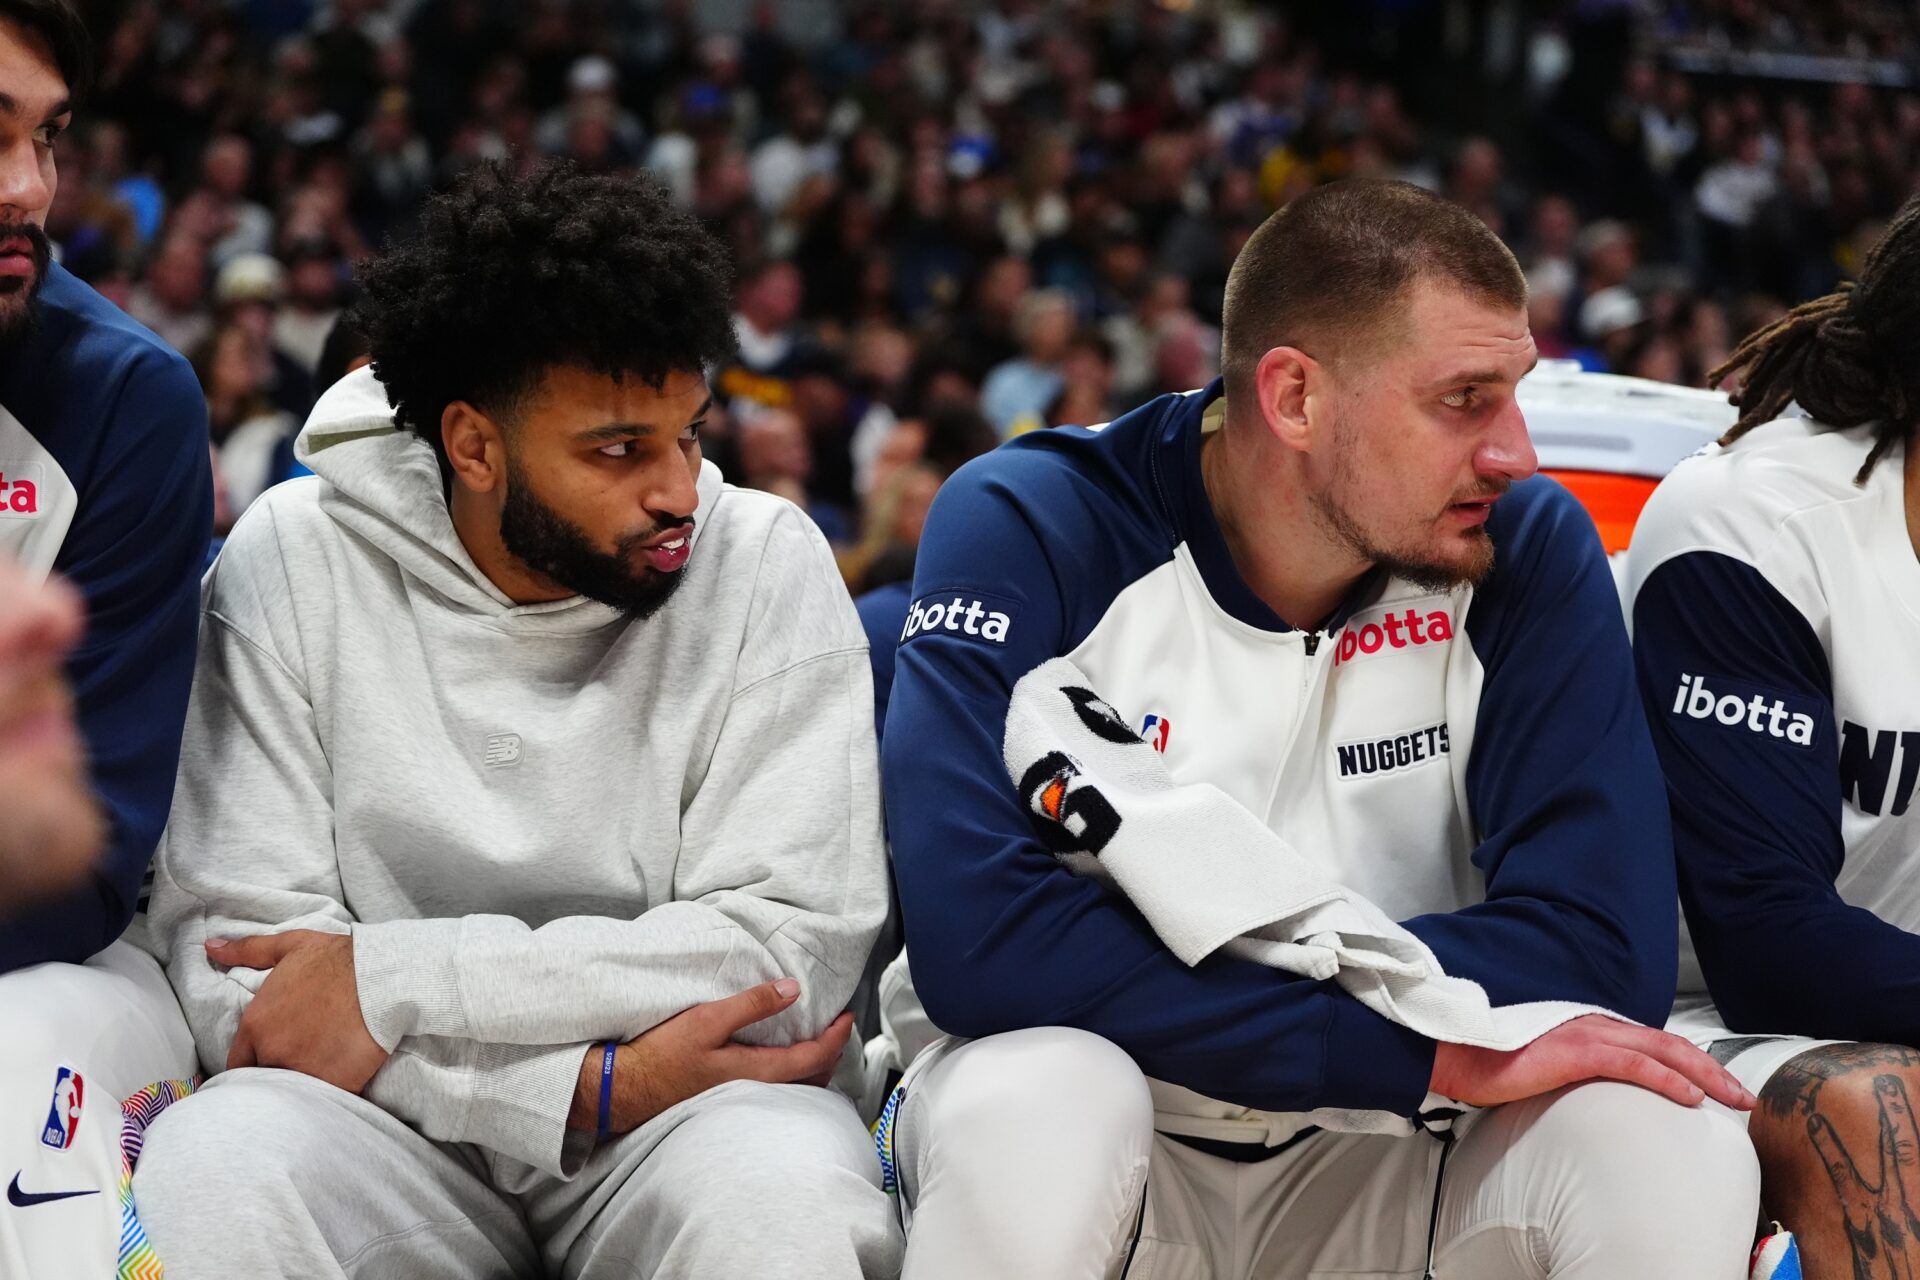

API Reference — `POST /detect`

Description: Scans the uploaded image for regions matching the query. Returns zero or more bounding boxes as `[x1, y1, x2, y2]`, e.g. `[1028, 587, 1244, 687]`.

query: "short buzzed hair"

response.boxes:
[1220, 180, 1525, 398]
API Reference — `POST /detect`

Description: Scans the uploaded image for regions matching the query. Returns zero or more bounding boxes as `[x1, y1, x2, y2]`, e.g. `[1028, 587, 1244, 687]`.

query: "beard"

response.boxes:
[498, 459, 691, 619]
[1311, 415, 1501, 593]
[0, 223, 51, 348]
[1314, 488, 1498, 593]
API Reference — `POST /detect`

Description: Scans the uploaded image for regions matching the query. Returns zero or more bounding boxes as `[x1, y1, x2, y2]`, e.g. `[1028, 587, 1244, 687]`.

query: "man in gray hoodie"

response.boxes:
[132, 162, 901, 1279]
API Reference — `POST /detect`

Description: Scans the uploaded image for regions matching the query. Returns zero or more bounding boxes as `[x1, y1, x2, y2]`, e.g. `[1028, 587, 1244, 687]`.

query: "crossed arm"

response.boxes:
[152, 515, 888, 1175]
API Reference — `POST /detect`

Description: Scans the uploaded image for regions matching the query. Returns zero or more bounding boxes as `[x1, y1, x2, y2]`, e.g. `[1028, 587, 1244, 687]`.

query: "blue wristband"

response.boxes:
[596, 1042, 617, 1142]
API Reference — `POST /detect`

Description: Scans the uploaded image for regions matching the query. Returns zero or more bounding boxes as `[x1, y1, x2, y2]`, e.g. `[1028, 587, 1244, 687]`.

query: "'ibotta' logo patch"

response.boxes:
[1670, 673, 1816, 747]
[0, 463, 46, 520]
[900, 593, 1016, 645]
[1332, 605, 1455, 666]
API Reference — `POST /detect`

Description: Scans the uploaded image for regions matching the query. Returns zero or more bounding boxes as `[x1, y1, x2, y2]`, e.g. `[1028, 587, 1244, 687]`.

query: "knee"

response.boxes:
[1537, 1081, 1760, 1226]
[662, 1082, 887, 1216]
[914, 1027, 1153, 1154]
[1749, 1044, 1920, 1206]
[137, 1071, 330, 1199]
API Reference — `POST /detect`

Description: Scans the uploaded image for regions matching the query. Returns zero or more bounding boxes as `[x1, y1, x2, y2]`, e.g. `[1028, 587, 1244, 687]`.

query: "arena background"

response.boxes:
[57, 0, 1918, 582]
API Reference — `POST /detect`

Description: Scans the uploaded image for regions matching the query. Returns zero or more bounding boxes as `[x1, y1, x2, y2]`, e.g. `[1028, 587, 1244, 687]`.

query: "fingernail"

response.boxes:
[206, 937, 230, 949]
[774, 978, 800, 1000]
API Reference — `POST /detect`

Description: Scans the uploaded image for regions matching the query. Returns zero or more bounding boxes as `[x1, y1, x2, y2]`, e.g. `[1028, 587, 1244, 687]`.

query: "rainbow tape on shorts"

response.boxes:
[871, 1082, 905, 1196]
[117, 1077, 199, 1280]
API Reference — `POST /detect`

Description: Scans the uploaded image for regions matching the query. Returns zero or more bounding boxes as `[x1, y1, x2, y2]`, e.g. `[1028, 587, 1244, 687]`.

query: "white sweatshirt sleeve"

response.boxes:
[151, 520, 585, 1175]
[349, 507, 891, 1055]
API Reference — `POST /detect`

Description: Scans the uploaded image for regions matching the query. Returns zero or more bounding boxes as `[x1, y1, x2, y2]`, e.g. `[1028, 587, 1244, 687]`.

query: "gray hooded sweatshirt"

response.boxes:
[149, 366, 889, 1179]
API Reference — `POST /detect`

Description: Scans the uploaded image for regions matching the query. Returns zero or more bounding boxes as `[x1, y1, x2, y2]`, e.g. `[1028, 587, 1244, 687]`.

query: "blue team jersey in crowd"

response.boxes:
[1630, 415, 1920, 1047]
[0, 263, 211, 970]
[877, 381, 1679, 1131]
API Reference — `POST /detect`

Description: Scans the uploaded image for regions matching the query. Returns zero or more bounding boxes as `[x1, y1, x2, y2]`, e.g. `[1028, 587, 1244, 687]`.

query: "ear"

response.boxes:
[1252, 345, 1321, 453]
[442, 401, 505, 494]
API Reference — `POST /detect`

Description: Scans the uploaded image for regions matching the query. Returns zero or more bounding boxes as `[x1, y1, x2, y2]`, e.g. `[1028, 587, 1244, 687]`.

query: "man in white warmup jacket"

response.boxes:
[132, 161, 901, 1279]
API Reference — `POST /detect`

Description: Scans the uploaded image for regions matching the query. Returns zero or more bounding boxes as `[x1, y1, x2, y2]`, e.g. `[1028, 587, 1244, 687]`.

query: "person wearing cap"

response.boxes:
[0, 4, 213, 1276]
[534, 54, 644, 164]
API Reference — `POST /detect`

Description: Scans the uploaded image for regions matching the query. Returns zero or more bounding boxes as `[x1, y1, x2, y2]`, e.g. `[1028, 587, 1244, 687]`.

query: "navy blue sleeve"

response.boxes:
[855, 580, 912, 745]
[0, 349, 212, 971]
[1401, 479, 1680, 1026]
[883, 459, 1436, 1116]
[1634, 550, 1920, 1041]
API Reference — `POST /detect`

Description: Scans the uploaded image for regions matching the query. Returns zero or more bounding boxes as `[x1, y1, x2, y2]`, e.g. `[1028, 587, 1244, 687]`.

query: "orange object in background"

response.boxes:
[1544, 469, 1662, 555]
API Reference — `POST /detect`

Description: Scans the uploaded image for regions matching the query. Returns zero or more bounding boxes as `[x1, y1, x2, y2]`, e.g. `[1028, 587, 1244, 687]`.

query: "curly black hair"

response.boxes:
[352, 160, 737, 476]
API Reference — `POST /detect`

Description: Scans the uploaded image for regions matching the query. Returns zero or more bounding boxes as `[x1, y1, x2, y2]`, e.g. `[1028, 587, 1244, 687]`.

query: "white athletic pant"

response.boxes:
[133, 1070, 904, 1279]
[893, 1028, 1761, 1279]
[0, 939, 199, 1280]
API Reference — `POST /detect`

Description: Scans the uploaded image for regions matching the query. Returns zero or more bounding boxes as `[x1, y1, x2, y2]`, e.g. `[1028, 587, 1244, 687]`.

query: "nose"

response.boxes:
[1477, 399, 1538, 486]
[0, 137, 53, 223]
[645, 453, 701, 525]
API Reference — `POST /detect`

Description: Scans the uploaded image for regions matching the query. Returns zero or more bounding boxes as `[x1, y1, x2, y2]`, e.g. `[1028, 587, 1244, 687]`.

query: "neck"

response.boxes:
[1200, 411, 1372, 631]
[447, 483, 573, 604]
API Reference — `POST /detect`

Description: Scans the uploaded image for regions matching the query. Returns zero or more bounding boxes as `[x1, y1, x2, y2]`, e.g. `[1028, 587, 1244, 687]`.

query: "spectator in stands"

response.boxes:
[135, 161, 900, 1279]
[123, 233, 210, 355]
[982, 287, 1074, 436]
[174, 134, 273, 270]
[193, 317, 297, 522]
[0, 5, 212, 1276]
[272, 235, 344, 374]
[721, 257, 807, 414]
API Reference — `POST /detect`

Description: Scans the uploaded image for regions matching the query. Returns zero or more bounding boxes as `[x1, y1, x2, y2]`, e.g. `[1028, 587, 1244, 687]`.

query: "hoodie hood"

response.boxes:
[294, 363, 724, 628]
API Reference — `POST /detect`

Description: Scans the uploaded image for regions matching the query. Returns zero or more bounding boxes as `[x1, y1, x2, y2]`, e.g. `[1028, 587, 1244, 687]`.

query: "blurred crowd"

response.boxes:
[48, 0, 1920, 592]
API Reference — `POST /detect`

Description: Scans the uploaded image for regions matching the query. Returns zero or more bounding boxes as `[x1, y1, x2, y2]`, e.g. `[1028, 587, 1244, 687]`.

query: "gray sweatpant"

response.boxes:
[132, 1068, 903, 1279]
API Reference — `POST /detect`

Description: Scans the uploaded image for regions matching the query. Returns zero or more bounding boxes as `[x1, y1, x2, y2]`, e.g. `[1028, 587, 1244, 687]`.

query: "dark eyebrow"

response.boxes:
[0, 92, 73, 122]
[573, 397, 712, 444]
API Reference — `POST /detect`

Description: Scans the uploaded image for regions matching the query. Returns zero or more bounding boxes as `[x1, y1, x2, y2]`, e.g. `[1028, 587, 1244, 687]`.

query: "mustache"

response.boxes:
[1450, 480, 1511, 504]
[0, 223, 51, 267]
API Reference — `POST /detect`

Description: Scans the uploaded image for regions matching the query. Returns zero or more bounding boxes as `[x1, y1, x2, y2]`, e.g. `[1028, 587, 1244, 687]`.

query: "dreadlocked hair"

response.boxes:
[1709, 195, 1920, 484]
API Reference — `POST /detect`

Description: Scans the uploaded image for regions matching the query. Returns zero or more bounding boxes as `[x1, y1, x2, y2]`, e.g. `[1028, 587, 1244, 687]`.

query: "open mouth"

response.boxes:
[637, 526, 693, 573]
[1447, 497, 1497, 524]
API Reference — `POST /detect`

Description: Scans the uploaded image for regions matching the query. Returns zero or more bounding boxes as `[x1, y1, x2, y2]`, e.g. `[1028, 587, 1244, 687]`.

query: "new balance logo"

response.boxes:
[901, 595, 1013, 644]
[483, 733, 523, 768]
[1670, 674, 1815, 746]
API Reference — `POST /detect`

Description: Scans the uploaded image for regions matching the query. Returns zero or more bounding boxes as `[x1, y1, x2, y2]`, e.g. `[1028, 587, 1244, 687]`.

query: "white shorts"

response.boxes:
[890, 1028, 1760, 1279]
[0, 938, 199, 1280]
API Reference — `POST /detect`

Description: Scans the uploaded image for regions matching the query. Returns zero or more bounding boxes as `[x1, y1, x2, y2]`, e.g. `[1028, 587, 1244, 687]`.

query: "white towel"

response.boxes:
[1002, 658, 1625, 1057]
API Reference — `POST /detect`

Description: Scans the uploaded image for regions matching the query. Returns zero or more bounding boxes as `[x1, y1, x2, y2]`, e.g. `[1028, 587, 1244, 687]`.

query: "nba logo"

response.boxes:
[40, 1067, 82, 1150]
[1141, 714, 1171, 753]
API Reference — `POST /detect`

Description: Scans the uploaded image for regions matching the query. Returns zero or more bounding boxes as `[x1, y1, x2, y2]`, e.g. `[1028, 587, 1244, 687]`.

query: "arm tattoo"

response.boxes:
[1760, 1044, 1920, 1280]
